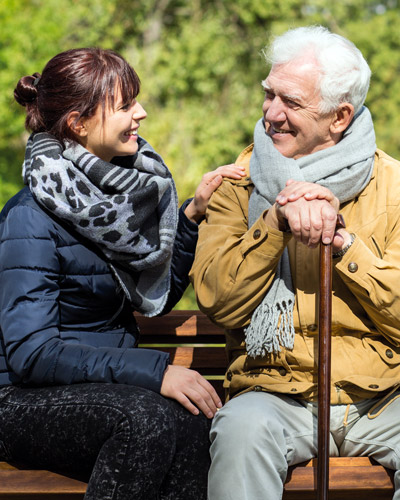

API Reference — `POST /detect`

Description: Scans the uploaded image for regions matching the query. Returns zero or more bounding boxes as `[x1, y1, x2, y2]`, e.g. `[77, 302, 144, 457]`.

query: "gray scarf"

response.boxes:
[246, 106, 376, 357]
[23, 132, 178, 316]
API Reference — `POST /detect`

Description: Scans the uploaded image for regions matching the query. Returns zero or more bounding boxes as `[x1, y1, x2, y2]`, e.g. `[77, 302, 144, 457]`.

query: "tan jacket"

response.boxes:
[190, 146, 400, 404]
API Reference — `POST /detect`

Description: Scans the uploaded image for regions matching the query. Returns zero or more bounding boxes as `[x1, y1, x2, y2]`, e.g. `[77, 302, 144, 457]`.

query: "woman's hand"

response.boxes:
[184, 164, 246, 223]
[160, 365, 222, 418]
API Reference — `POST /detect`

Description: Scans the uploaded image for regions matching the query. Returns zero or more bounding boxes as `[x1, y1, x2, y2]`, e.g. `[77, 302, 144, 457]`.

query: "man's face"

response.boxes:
[262, 60, 336, 159]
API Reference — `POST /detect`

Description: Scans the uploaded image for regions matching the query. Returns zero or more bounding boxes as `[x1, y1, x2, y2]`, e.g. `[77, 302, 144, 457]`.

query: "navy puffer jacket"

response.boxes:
[0, 187, 198, 392]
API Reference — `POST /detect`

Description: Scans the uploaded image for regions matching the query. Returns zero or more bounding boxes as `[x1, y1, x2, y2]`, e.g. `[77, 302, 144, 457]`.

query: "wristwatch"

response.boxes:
[333, 233, 356, 258]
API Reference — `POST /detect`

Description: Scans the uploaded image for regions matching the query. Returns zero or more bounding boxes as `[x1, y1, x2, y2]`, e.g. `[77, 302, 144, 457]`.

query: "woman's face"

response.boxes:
[80, 88, 147, 162]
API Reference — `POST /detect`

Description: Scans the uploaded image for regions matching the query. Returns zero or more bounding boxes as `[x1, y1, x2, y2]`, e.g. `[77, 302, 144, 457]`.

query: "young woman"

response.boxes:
[0, 48, 244, 500]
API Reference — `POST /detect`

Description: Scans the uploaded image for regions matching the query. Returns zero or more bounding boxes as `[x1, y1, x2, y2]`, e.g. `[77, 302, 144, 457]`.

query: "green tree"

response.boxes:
[0, 0, 124, 192]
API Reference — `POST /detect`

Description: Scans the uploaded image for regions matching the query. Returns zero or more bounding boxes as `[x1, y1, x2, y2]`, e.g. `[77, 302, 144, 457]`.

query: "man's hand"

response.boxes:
[276, 179, 340, 211]
[264, 181, 353, 250]
[184, 164, 246, 223]
[277, 197, 338, 247]
[160, 365, 222, 418]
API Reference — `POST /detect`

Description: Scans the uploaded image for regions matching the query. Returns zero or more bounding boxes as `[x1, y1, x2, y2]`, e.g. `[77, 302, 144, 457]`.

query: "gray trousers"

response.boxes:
[209, 390, 400, 500]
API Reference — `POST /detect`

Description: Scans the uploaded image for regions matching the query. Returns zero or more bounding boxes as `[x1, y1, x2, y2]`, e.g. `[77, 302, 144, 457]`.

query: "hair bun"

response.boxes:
[14, 72, 41, 106]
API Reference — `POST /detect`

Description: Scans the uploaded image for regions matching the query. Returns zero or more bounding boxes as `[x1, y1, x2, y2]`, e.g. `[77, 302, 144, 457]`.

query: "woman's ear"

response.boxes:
[330, 103, 355, 134]
[67, 111, 87, 137]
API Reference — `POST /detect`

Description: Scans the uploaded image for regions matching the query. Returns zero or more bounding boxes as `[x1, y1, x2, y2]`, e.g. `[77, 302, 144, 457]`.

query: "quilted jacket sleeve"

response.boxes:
[160, 199, 198, 314]
[0, 194, 169, 392]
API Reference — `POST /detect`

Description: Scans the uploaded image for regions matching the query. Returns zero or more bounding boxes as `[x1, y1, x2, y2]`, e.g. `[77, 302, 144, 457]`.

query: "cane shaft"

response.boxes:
[317, 242, 332, 500]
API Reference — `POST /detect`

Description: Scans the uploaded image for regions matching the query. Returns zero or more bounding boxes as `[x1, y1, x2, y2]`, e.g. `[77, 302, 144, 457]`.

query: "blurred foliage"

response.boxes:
[1, 0, 399, 308]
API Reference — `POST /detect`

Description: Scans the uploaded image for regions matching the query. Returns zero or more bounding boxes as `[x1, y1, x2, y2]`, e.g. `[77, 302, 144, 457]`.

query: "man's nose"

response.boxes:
[264, 97, 286, 122]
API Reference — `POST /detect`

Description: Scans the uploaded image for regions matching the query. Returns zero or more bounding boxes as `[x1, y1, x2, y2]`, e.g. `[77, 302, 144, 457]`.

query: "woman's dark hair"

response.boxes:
[14, 48, 141, 142]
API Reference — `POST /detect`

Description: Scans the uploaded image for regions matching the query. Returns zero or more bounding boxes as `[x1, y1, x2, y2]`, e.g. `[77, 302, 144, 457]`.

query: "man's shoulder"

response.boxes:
[375, 148, 400, 167]
[374, 148, 400, 182]
[221, 144, 254, 189]
[235, 143, 253, 171]
[372, 148, 400, 207]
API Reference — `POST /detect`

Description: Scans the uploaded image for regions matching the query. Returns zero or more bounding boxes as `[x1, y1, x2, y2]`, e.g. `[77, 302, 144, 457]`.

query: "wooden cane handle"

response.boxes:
[336, 214, 345, 230]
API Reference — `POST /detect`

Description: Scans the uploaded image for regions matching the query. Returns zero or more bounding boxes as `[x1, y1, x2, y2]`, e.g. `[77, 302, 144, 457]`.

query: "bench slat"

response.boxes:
[135, 310, 224, 336]
[139, 345, 227, 369]
[1, 457, 393, 499]
[284, 457, 393, 499]
[0, 468, 86, 498]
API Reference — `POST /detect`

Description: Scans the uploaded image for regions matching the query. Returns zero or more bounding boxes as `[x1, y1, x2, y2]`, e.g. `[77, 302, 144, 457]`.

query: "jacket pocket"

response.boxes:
[364, 335, 400, 367]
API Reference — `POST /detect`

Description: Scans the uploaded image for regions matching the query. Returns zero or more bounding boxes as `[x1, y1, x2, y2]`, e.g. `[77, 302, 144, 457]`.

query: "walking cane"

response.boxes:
[317, 215, 345, 500]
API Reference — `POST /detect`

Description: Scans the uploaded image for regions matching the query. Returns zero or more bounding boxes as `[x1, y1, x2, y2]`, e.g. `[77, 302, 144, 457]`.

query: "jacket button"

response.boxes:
[386, 349, 394, 359]
[279, 367, 287, 376]
[253, 229, 261, 240]
[368, 384, 379, 389]
[226, 371, 232, 381]
[308, 324, 318, 332]
[348, 262, 358, 273]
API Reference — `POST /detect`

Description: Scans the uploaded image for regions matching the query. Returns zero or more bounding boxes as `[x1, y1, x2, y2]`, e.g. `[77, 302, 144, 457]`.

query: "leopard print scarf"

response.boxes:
[23, 132, 178, 316]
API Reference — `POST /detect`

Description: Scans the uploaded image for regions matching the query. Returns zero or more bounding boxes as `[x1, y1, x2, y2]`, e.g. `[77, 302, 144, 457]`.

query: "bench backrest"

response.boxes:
[136, 310, 227, 399]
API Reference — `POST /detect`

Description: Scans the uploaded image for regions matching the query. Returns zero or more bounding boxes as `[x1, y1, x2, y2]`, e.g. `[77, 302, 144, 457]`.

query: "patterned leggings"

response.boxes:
[0, 383, 211, 500]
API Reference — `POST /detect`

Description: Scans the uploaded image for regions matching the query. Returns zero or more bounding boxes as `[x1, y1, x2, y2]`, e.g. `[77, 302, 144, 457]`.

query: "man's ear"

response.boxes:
[330, 103, 355, 134]
[67, 111, 87, 137]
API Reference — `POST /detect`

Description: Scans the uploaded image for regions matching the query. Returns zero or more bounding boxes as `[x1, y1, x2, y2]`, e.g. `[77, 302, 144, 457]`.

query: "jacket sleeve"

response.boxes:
[189, 179, 292, 329]
[333, 207, 400, 346]
[0, 203, 169, 392]
[160, 199, 199, 314]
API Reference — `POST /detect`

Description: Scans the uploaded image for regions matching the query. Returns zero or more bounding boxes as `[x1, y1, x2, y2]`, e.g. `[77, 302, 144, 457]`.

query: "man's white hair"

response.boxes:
[263, 26, 371, 114]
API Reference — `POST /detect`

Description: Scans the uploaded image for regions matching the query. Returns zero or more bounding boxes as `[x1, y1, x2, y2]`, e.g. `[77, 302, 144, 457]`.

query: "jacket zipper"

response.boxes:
[371, 236, 383, 259]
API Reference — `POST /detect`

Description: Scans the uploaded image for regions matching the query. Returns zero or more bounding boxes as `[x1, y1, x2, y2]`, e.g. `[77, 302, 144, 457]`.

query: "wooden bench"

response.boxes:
[0, 310, 394, 499]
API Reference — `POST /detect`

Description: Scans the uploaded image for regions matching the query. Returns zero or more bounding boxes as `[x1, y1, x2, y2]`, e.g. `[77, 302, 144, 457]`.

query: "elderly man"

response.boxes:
[190, 25, 400, 500]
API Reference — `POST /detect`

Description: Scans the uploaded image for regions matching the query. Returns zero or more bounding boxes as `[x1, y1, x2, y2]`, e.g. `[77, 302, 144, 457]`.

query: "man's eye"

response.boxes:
[286, 99, 299, 108]
[264, 90, 274, 100]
